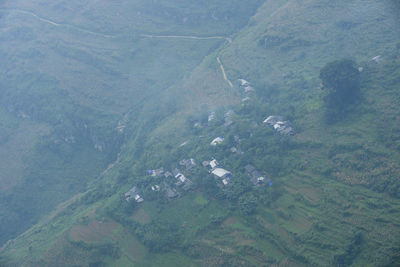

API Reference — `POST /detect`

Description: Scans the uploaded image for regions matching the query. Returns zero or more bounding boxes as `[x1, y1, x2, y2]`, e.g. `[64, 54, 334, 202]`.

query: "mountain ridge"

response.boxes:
[1, 0, 400, 266]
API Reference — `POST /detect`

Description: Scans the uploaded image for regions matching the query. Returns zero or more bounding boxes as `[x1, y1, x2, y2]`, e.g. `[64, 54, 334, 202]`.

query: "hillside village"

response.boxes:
[2, 0, 400, 265]
[125, 79, 291, 204]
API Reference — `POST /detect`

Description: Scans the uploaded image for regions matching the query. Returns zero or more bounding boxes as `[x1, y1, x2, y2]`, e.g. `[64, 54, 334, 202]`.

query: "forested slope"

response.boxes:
[1, 0, 400, 266]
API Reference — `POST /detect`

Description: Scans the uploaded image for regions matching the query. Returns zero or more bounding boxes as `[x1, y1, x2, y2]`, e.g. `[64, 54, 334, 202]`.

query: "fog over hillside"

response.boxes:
[1, 0, 400, 266]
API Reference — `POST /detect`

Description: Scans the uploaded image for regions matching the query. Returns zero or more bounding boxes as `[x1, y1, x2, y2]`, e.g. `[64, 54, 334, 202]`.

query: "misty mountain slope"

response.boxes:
[3, 58, 400, 266]
[0, 0, 263, 247]
[1, 0, 400, 266]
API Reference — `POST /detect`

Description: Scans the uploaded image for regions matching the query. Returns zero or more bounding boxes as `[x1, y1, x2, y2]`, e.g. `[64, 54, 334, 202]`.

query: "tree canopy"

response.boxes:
[320, 59, 361, 121]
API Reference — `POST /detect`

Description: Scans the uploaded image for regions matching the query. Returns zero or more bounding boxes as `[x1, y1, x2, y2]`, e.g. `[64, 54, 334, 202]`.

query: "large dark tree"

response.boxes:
[320, 59, 360, 121]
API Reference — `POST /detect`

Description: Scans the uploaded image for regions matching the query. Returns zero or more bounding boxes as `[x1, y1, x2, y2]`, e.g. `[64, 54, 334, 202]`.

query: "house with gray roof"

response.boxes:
[211, 168, 232, 179]
[163, 183, 179, 199]
[179, 158, 196, 170]
[211, 137, 224, 146]
[125, 186, 144, 203]
[147, 167, 164, 177]
[245, 164, 269, 186]
[263, 115, 294, 135]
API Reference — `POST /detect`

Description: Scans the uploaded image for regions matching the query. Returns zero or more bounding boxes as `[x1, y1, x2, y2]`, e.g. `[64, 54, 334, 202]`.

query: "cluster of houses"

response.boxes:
[196, 109, 236, 129]
[125, 155, 273, 204]
[238, 79, 255, 94]
[263, 115, 294, 135]
[116, 113, 129, 133]
[208, 111, 216, 124]
[238, 78, 295, 135]
[238, 78, 255, 103]
[124, 78, 290, 204]
[125, 160, 196, 203]
[230, 135, 244, 155]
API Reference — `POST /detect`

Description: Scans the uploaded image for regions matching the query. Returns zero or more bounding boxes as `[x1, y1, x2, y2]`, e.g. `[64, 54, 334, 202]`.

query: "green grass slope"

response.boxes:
[0, 0, 263, 246]
[1, 0, 400, 266]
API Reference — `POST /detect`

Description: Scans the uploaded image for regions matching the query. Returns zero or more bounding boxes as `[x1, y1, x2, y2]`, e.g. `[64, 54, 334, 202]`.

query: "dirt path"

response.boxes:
[1, 8, 115, 38]
[2, 8, 234, 44]
[217, 57, 233, 88]
[2, 8, 236, 99]
[140, 34, 232, 43]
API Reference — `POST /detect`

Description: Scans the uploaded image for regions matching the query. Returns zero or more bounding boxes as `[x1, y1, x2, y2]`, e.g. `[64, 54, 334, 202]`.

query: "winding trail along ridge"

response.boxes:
[1, 8, 233, 43]
[0, 8, 115, 38]
[217, 57, 233, 88]
[2, 8, 235, 89]
[140, 34, 232, 43]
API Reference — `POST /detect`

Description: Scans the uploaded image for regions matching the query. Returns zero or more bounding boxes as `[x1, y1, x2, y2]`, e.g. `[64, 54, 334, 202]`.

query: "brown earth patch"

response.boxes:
[132, 207, 151, 224]
[69, 220, 118, 244]
[222, 216, 237, 227]
[290, 214, 313, 234]
[285, 185, 320, 205]
[298, 187, 320, 204]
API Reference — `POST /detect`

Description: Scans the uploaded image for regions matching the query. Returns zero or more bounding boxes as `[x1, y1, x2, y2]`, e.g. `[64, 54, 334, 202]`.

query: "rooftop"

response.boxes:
[211, 137, 224, 146]
[212, 168, 231, 178]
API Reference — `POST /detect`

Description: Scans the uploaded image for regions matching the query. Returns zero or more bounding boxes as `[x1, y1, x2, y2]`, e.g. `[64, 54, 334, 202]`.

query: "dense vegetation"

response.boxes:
[320, 59, 361, 121]
[0, 0, 263, 246]
[1, 0, 400, 266]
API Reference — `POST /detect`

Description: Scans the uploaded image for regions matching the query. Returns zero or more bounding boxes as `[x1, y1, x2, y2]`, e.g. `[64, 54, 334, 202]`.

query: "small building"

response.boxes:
[225, 110, 235, 118]
[208, 111, 216, 122]
[238, 79, 250, 87]
[164, 171, 173, 178]
[244, 85, 255, 93]
[263, 115, 294, 135]
[256, 177, 265, 184]
[172, 168, 191, 187]
[134, 194, 144, 203]
[274, 121, 294, 135]
[263, 115, 284, 125]
[222, 177, 231, 186]
[211, 137, 224, 146]
[245, 164, 256, 174]
[224, 110, 235, 127]
[179, 158, 196, 170]
[371, 55, 382, 63]
[182, 178, 194, 191]
[231, 147, 238, 153]
[116, 114, 128, 133]
[175, 173, 193, 190]
[203, 159, 218, 169]
[179, 140, 189, 147]
[193, 122, 202, 128]
[210, 159, 218, 169]
[164, 184, 179, 199]
[151, 185, 160, 191]
[147, 167, 164, 177]
[237, 78, 255, 93]
[245, 164, 269, 186]
[230, 147, 243, 155]
[211, 168, 231, 178]
[125, 186, 144, 203]
[172, 168, 182, 177]
[176, 173, 187, 184]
